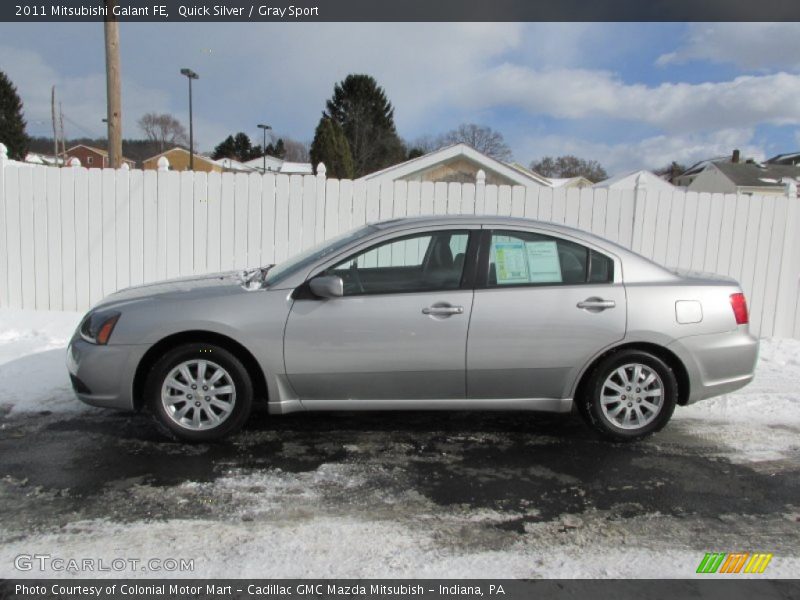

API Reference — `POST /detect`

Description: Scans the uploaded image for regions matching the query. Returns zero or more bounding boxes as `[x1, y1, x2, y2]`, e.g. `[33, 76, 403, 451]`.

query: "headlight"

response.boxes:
[79, 311, 121, 345]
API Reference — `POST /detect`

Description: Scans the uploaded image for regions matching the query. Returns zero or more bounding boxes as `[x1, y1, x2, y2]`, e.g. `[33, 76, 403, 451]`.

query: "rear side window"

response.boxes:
[487, 230, 613, 286]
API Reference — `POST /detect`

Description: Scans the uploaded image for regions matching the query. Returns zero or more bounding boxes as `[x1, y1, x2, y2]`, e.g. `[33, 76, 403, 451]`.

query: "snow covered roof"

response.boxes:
[358, 143, 549, 187]
[237, 156, 312, 175]
[593, 169, 676, 192]
[548, 176, 594, 188]
[242, 155, 285, 171]
[214, 157, 260, 172]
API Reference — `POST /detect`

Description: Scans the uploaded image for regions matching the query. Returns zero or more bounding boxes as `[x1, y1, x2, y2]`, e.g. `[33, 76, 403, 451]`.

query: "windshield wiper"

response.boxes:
[239, 265, 274, 290]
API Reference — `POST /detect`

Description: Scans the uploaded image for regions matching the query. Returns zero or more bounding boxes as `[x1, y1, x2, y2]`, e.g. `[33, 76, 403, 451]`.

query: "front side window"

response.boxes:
[325, 230, 470, 296]
[487, 230, 613, 286]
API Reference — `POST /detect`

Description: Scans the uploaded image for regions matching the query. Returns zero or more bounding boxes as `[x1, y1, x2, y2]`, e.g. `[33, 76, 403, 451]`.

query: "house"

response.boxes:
[65, 144, 135, 169]
[593, 169, 677, 192]
[548, 176, 594, 189]
[241, 155, 285, 173]
[358, 143, 549, 187]
[766, 152, 800, 167]
[142, 147, 223, 173]
[210, 155, 313, 175]
[214, 157, 260, 173]
[687, 161, 800, 196]
[240, 156, 313, 175]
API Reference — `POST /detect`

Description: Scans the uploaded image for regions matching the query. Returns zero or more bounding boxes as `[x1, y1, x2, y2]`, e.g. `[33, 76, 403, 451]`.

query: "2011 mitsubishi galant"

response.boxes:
[67, 216, 758, 442]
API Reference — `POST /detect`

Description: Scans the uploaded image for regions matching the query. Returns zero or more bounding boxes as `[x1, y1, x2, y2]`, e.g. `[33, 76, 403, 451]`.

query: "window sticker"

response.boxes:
[493, 240, 529, 283]
[525, 241, 562, 283]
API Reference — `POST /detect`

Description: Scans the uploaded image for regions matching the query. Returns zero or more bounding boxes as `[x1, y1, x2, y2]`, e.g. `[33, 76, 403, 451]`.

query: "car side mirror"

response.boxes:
[309, 275, 343, 299]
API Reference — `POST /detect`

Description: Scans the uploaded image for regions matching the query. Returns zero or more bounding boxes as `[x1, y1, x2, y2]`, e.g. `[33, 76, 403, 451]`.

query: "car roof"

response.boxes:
[368, 215, 675, 283]
[372, 215, 605, 245]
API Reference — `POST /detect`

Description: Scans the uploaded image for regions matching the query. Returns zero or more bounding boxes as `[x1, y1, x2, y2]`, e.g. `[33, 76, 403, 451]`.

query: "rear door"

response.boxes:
[467, 228, 626, 400]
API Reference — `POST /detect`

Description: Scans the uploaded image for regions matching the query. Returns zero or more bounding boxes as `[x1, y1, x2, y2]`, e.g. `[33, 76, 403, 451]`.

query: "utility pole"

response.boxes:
[104, 0, 123, 168]
[180, 68, 199, 170]
[51, 86, 58, 166]
[59, 102, 66, 164]
[258, 123, 272, 173]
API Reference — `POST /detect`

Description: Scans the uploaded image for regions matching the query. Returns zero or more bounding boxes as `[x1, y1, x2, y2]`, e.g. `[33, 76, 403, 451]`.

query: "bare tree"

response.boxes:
[530, 155, 608, 183]
[438, 123, 512, 161]
[282, 138, 310, 163]
[137, 113, 189, 152]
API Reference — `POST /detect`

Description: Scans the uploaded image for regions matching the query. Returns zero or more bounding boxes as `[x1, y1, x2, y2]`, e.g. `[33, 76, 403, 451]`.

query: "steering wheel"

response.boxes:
[349, 261, 365, 293]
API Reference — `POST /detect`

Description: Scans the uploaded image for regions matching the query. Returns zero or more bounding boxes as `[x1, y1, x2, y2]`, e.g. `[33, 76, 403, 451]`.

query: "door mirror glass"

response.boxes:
[309, 275, 344, 298]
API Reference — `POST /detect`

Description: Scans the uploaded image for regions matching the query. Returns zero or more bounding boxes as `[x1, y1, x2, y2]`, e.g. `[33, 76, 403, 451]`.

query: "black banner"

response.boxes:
[2, 580, 800, 600]
[2, 0, 800, 23]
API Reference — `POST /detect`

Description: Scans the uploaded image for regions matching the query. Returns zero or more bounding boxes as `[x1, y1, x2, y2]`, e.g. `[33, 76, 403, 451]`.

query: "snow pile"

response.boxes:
[0, 309, 85, 415]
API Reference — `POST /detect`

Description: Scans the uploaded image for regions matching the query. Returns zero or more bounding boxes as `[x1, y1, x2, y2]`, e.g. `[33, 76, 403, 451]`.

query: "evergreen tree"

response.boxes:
[0, 70, 28, 160]
[323, 74, 404, 177]
[273, 138, 286, 160]
[232, 132, 254, 161]
[310, 117, 354, 179]
[211, 135, 236, 160]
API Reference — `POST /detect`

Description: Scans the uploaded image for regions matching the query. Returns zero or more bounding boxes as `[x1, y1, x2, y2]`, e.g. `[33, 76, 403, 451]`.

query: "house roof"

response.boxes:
[593, 169, 676, 192]
[213, 157, 259, 172]
[548, 176, 594, 188]
[711, 161, 800, 188]
[142, 147, 217, 165]
[242, 155, 285, 169]
[679, 156, 730, 177]
[766, 152, 800, 165]
[358, 143, 549, 187]
[279, 161, 313, 175]
[67, 144, 108, 156]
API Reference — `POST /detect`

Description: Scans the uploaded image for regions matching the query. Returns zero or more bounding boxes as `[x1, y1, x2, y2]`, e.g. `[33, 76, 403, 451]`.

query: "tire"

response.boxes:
[578, 349, 677, 442]
[144, 343, 253, 442]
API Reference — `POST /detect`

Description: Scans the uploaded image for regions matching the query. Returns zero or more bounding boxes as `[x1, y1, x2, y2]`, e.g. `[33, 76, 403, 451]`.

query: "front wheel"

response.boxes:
[578, 349, 677, 441]
[145, 343, 253, 442]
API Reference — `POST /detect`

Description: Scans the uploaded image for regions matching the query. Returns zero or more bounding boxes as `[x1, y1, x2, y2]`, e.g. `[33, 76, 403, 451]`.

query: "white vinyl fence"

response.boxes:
[1, 143, 799, 339]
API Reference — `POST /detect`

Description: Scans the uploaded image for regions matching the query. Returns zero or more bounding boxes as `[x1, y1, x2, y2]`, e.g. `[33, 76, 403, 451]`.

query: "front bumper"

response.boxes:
[667, 327, 759, 405]
[66, 336, 150, 410]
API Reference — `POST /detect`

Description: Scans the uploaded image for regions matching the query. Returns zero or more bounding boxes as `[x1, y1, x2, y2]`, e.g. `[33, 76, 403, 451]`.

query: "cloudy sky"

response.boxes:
[1, 22, 800, 174]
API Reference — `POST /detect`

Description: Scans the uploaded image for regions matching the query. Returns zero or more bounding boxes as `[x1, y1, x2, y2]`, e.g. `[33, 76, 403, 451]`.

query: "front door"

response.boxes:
[284, 228, 476, 403]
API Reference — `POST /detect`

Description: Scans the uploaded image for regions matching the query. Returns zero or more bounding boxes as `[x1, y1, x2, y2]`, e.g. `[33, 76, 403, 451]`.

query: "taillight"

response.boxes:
[730, 293, 749, 325]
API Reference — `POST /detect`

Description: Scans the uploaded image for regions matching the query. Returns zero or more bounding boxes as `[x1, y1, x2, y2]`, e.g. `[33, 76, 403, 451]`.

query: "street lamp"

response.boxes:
[257, 123, 272, 173]
[180, 68, 199, 171]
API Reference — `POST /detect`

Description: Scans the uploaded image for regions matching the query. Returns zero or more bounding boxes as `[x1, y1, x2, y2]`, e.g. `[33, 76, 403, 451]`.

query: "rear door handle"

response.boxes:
[577, 298, 616, 311]
[422, 306, 464, 316]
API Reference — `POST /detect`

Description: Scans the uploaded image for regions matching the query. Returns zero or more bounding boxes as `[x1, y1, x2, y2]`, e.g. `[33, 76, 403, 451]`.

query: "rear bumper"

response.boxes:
[667, 327, 759, 405]
[66, 336, 149, 410]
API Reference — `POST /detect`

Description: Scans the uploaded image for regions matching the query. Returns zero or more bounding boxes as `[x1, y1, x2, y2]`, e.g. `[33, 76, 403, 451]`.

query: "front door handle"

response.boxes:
[577, 298, 616, 311]
[422, 305, 464, 316]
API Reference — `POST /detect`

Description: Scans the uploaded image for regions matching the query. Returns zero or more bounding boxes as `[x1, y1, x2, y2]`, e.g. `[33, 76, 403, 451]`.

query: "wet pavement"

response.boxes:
[1, 407, 798, 549]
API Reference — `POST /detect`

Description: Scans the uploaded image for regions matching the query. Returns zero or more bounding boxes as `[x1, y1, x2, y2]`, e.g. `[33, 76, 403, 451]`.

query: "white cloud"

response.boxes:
[518, 128, 762, 175]
[0, 45, 173, 142]
[657, 23, 800, 71]
[458, 65, 800, 133]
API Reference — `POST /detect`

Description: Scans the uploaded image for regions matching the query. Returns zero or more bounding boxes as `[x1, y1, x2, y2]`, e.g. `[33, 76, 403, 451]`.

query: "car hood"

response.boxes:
[95, 268, 271, 307]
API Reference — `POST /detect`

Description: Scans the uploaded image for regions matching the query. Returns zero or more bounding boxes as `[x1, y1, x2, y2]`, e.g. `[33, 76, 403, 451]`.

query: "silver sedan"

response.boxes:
[67, 216, 758, 442]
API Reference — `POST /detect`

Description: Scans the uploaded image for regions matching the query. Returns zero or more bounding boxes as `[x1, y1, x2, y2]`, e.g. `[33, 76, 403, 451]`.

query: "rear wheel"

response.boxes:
[578, 349, 677, 441]
[145, 343, 253, 442]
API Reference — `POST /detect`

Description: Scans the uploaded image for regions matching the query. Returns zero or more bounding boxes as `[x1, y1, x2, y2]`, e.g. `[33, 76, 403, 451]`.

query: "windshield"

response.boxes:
[264, 225, 377, 287]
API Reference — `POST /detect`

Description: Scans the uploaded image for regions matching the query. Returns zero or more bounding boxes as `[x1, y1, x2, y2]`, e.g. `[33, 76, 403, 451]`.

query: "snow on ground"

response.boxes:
[0, 309, 85, 415]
